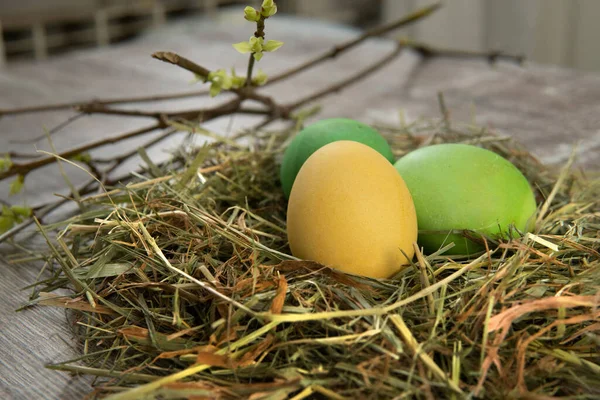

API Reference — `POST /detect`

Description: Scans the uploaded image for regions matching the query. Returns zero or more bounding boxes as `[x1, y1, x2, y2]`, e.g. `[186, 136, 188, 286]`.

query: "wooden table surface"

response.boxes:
[1, 8, 599, 400]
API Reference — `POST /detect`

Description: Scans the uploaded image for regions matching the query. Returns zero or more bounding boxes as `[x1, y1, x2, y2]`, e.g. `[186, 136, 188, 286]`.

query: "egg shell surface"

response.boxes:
[280, 118, 394, 198]
[286, 141, 417, 279]
[393, 143, 537, 255]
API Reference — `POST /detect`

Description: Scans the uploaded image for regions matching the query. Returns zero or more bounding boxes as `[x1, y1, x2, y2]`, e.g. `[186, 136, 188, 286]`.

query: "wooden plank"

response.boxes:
[6, 20, 156, 54]
[0, 252, 92, 400]
[530, 0, 577, 67]
[0, 8, 97, 29]
[571, 0, 600, 71]
[411, 0, 486, 51]
[0, 0, 215, 29]
[484, 0, 538, 57]
[1, 0, 245, 63]
[0, 0, 96, 17]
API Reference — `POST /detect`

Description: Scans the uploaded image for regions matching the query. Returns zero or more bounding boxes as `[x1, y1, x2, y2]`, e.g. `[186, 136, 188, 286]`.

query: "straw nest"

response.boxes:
[19, 116, 600, 399]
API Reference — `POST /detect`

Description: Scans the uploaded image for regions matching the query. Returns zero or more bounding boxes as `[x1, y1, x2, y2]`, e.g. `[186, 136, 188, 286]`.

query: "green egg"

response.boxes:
[280, 118, 394, 198]
[394, 143, 537, 255]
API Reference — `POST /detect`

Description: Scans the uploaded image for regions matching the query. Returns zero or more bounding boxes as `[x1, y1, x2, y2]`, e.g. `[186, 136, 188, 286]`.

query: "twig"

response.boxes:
[150, 50, 284, 116]
[245, 14, 266, 86]
[245, 55, 256, 87]
[77, 102, 271, 122]
[150, 52, 288, 116]
[402, 39, 525, 65]
[266, 2, 441, 85]
[152, 51, 211, 80]
[76, 105, 163, 119]
[0, 124, 162, 180]
[236, 106, 272, 115]
[170, 105, 272, 120]
[0, 90, 209, 117]
[0, 97, 252, 181]
[7, 152, 41, 159]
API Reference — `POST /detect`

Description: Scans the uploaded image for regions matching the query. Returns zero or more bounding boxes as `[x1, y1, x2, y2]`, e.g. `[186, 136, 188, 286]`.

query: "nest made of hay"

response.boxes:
[13, 117, 600, 400]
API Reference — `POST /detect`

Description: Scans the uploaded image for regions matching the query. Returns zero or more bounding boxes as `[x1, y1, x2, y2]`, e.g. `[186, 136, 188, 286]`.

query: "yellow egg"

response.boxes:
[286, 141, 417, 279]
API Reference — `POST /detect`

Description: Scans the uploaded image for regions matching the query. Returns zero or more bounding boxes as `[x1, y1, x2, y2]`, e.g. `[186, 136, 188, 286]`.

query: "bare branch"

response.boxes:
[266, 2, 441, 85]
[77, 105, 163, 119]
[7, 152, 42, 159]
[0, 124, 162, 180]
[402, 39, 525, 65]
[152, 51, 212, 79]
[0, 96, 253, 180]
[0, 90, 210, 117]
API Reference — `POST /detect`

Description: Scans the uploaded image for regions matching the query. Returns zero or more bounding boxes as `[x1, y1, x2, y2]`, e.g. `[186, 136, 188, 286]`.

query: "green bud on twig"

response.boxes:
[231, 68, 248, 87]
[9, 175, 25, 196]
[10, 205, 32, 218]
[205, 69, 250, 96]
[207, 69, 233, 97]
[252, 69, 268, 86]
[0, 204, 31, 234]
[71, 152, 92, 163]
[261, 0, 277, 17]
[244, 6, 261, 22]
[0, 155, 12, 173]
[0, 215, 12, 234]
[233, 37, 283, 62]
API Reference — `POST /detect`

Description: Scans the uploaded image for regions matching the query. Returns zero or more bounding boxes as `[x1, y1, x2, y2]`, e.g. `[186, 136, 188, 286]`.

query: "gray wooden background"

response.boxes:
[1, 7, 599, 399]
[4, 1, 600, 72]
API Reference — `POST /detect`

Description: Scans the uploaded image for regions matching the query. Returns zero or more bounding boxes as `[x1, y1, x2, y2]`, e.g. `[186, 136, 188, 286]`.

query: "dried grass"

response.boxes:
[11, 116, 600, 399]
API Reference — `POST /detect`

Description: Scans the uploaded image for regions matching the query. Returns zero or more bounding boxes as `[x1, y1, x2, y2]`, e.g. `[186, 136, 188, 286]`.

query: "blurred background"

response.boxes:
[1, 0, 598, 72]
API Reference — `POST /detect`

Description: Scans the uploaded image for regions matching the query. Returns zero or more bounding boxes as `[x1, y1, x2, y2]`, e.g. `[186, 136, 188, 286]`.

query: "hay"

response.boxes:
[11, 116, 600, 399]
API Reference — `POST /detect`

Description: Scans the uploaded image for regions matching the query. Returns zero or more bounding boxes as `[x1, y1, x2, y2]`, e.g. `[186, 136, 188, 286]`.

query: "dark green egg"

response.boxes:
[280, 118, 394, 198]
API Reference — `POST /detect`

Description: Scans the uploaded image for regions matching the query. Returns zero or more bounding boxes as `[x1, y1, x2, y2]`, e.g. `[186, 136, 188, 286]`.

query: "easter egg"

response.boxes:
[286, 141, 417, 279]
[393, 143, 537, 255]
[280, 118, 394, 198]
